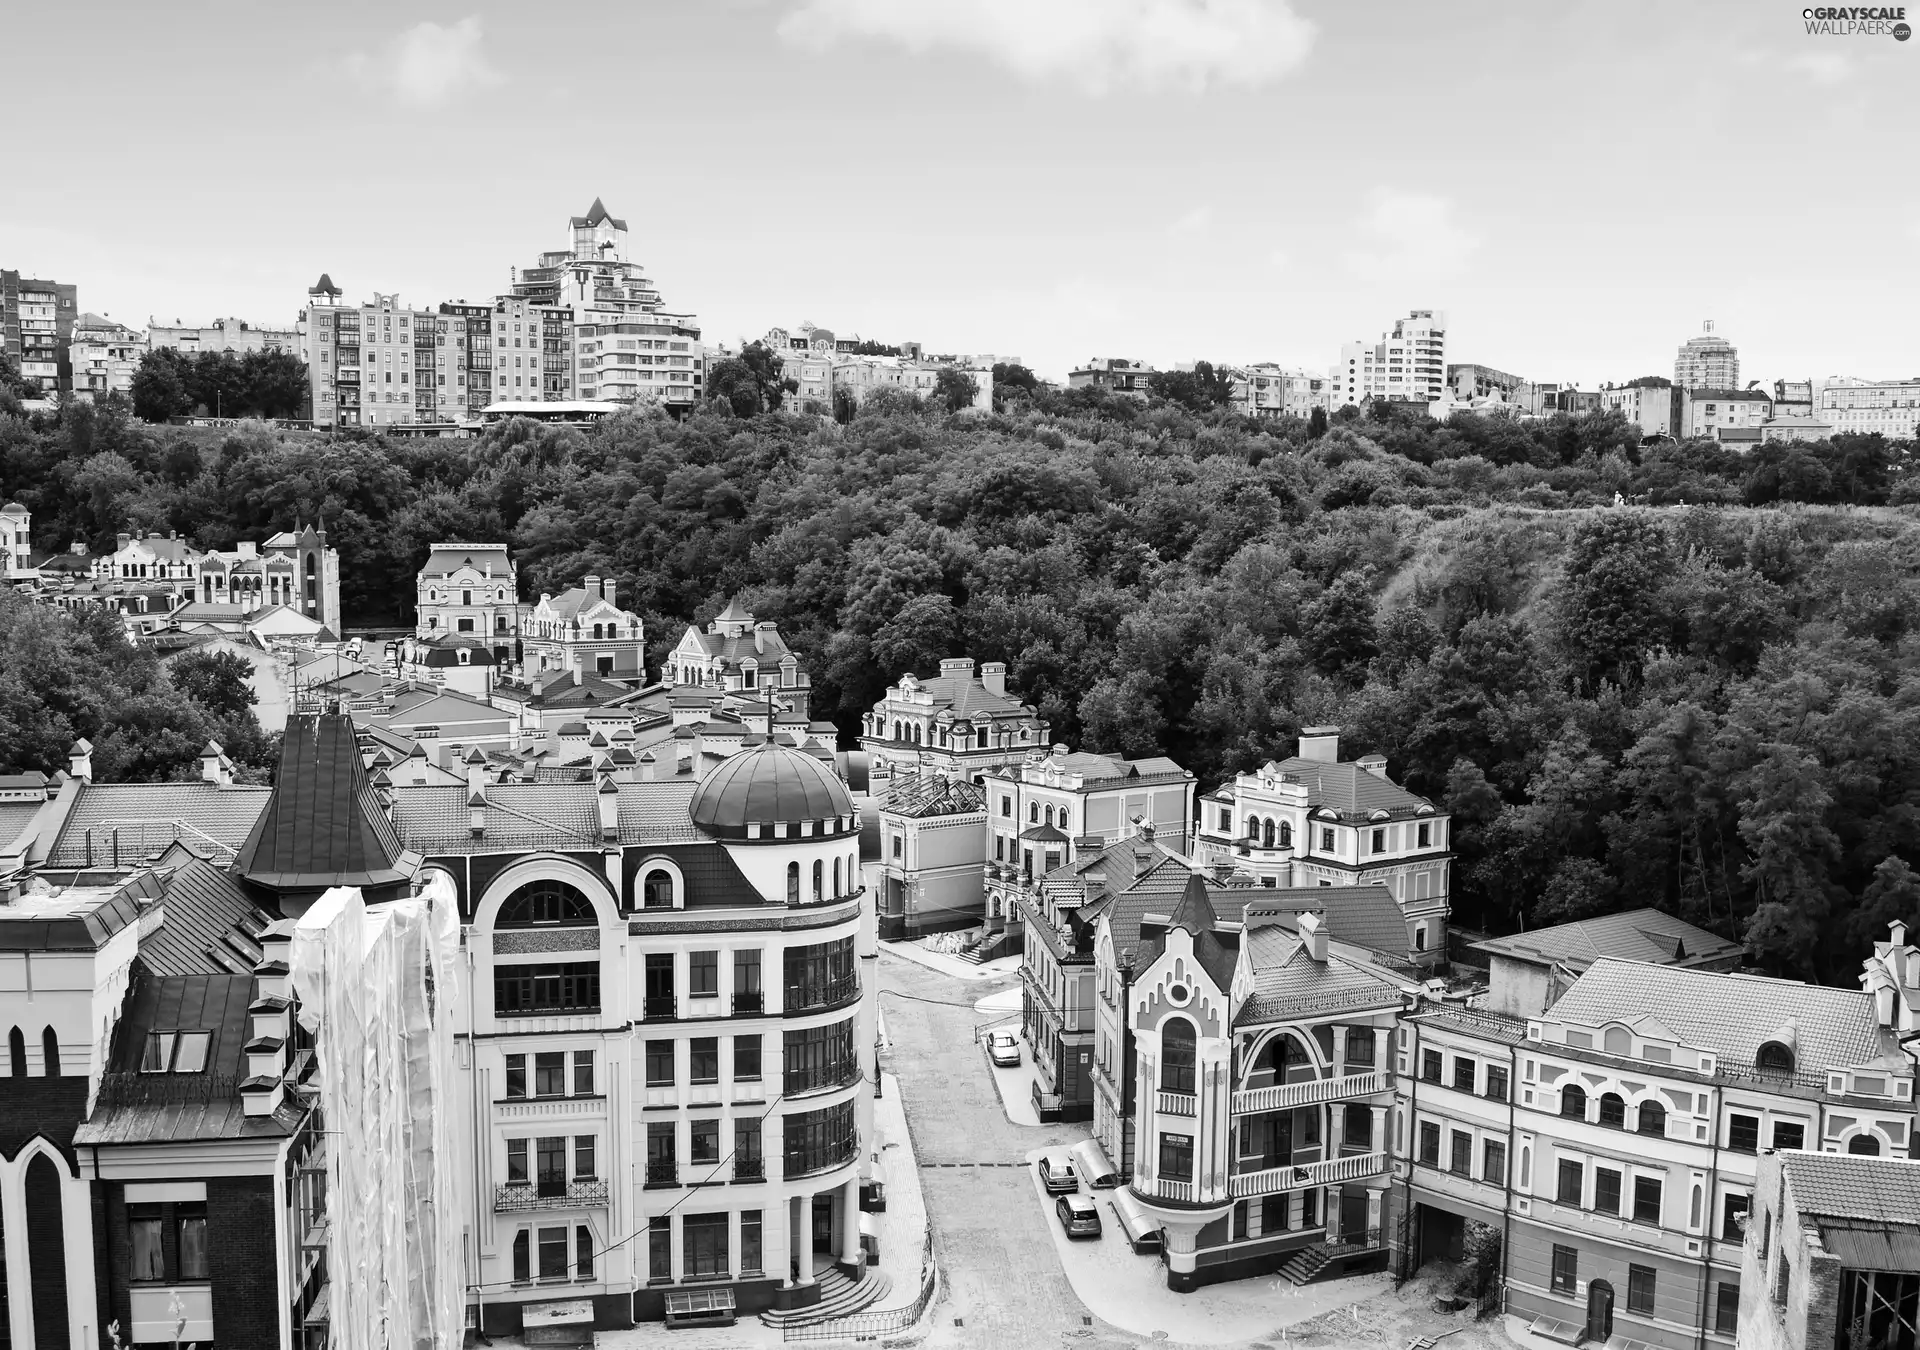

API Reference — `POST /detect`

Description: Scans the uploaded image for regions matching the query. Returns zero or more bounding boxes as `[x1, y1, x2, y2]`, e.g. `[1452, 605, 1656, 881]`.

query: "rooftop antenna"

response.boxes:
[1704, 319, 1715, 334]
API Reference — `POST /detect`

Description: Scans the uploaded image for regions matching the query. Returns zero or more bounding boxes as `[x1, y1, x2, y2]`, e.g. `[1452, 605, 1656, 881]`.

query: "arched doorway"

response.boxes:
[25, 1152, 70, 1349]
[1586, 1279, 1614, 1343]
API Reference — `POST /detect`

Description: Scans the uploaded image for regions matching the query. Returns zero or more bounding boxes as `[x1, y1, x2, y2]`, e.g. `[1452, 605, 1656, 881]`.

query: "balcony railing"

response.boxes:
[785, 977, 859, 1015]
[643, 995, 677, 1019]
[1229, 1151, 1388, 1198]
[733, 1158, 765, 1182]
[494, 1180, 608, 1212]
[1233, 1070, 1391, 1114]
[645, 1161, 678, 1187]
[783, 1060, 860, 1097]
[733, 990, 764, 1014]
[1156, 1090, 1197, 1117]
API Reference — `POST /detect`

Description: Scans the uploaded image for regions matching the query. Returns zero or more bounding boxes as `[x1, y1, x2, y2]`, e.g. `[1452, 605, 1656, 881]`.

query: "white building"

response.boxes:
[67, 313, 144, 402]
[1818, 377, 1920, 439]
[522, 575, 646, 681]
[1600, 384, 1678, 438]
[299, 280, 477, 429]
[1231, 365, 1335, 420]
[414, 542, 520, 661]
[1337, 310, 1448, 407]
[147, 315, 297, 356]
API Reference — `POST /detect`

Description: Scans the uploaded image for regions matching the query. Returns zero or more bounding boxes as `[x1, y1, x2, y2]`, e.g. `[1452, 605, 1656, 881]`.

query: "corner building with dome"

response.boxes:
[387, 739, 880, 1334]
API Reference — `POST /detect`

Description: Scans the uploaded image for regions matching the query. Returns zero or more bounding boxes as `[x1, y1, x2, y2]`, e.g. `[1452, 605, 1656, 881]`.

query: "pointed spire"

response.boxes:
[1168, 873, 1220, 936]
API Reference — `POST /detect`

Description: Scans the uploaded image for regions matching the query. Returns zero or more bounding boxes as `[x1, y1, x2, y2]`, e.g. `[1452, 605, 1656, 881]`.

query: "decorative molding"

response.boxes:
[494, 928, 601, 955]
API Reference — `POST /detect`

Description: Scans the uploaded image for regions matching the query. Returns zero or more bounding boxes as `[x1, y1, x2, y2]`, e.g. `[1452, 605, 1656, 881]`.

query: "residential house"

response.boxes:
[521, 575, 646, 681]
[414, 542, 520, 661]
[1474, 909, 1743, 1019]
[665, 599, 813, 720]
[858, 657, 1048, 787]
[872, 774, 986, 939]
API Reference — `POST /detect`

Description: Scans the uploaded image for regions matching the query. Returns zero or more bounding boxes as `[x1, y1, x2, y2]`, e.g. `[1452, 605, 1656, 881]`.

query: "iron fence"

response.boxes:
[782, 1232, 938, 1343]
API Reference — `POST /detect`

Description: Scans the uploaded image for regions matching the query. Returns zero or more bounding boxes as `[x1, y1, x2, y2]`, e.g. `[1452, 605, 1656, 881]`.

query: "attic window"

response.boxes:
[141, 1031, 211, 1074]
[1757, 1042, 1795, 1074]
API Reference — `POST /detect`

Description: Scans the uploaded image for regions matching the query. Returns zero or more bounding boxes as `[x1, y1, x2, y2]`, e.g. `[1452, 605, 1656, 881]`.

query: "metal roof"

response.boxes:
[687, 743, 853, 836]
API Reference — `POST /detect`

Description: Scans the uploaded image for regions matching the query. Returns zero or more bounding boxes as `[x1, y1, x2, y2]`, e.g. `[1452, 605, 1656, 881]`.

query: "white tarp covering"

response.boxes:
[292, 881, 463, 1350]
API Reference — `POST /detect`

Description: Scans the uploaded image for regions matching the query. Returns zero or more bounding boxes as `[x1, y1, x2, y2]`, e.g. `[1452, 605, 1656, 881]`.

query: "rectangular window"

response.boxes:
[129, 1207, 165, 1280]
[1723, 1193, 1750, 1241]
[735, 1119, 763, 1177]
[537, 1136, 567, 1194]
[1772, 1122, 1805, 1152]
[1486, 1064, 1509, 1101]
[648, 1216, 671, 1281]
[735, 1034, 762, 1081]
[646, 1121, 676, 1183]
[1633, 1176, 1663, 1224]
[1418, 822, 1432, 847]
[646, 1039, 675, 1087]
[1262, 1194, 1288, 1233]
[1421, 1049, 1443, 1082]
[1715, 1282, 1740, 1335]
[539, 1225, 569, 1279]
[1000, 796, 1012, 818]
[1232, 1200, 1249, 1241]
[1627, 1264, 1656, 1315]
[1159, 1132, 1194, 1181]
[176, 1204, 209, 1279]
[1557, 1159, 1583, 1206]
[690, 1037, 719, 1084]
[507, 1138, 529, 1184]
[1320, 827, 1335, 851]
[1344, 1104, 1374, 1149]
[734, 950, 762, 1011]
[684, 1212, 728, 1278]
[690, 1118, 720, 1166]
[1550, 1245, 1578, 1296]
[573, 1050, 594, 1096]
[690, 950, 719, 997]
[576, 1225, 594, 1281]
[514, 1230, 531, 1283]
[1345, 1028, 1376, 1068]
[495, 961, 600, 1015]
[1449, 1130, 1472, 1176]
[1484, 1140, 1506, 1184]
[575, 1135, 596, 1180]
[534, 1051, 565, 1097]
[1595, 1167, 1622, 1215]
[1419, 1121, 1441, 1166]
[1729, 1114, 1760, 1153]
[505, 1053, 527, 1099]
[1371, 828, 1385, 854]
[741, 1211, 763, 1274]
[1453, 1058, 1476, 1093]
[644, 952, 675, 1015]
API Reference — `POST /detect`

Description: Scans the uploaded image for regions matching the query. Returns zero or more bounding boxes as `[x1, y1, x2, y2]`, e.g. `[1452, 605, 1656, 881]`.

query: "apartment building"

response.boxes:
[1192, 727, 1451, 965]
[1449, 364, 1524, 402]
[1600, 384, 1680, 438]
[68, 313, 144, 401]
[1068, 358, 1157, 398]
[859, 657, 1049, 786]
[1338, 310, 1448, 408]
[1818, 377, 1920, 439]
[2, 269, 78, 393]
[146, 316, 297, 356]
[414, 542, 519, 661]
[1674, 324, 1740, 391]
[300, 281, 473, 429]
[1680, 387, 1773, 442]
[1232, 364, 1336, 419]
[438, 301, 494, 422]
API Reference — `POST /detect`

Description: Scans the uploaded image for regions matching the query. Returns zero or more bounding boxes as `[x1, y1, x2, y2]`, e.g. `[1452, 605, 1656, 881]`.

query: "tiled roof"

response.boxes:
[1259, 757, 1435, 821]
[46, 783, 273, 869]
[1475, 908, 1741, 972]
[1237, 927, 1404, 1024]
[1098, 854, 1206, 968]
[881, 776, 986, 820]
[891, 671, 1030, 718]
[389, 780, 707, 855]
[678, 626, 793, 666]
[1548, 958, 1905, 1072]
[1237, 884, 1411, 962]
[0, 801, 47, 852]
[570, 197, 628, 230]
[1782, 1152, 1920, 1226]
[421, 543, 513, 578]
[138, 860, 273, 978]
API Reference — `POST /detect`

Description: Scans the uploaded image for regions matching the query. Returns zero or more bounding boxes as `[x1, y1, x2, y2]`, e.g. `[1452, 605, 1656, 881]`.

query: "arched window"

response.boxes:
[1030, 803, 1040, 824]
[833, 858, 842, 896]
[1603, 1026, 1631, 1055]
[641, 869, 674, 910]
[1757, 1042, 1795, 1074]
[8, 1027, 23, 1077]
[1849, 1134, 1882, 1156]
[1560, 1085, 1588, 1119]
[786, 862, 800, 905]
[1278, 821, 1292, 847]
[811, 860, 823, 903]
[1598, 1092, 1626, 1128]
[1044, 805, 1054, 828]
[1638, 1101, 1667, 1137]
[1262, 819, 1275, 849]
[496, 880, 596, 927]
[41, 1027, 58, 1078]
[1246, 817, 1260, 840]
[1161, 1019, 1197, 1094]
[1250, 1033, 1309, 1087]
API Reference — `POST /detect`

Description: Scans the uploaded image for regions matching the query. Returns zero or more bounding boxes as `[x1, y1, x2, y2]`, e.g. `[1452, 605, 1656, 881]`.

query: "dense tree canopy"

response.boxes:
[130, 347, 308, 422]
[3, 384, 1917, 978]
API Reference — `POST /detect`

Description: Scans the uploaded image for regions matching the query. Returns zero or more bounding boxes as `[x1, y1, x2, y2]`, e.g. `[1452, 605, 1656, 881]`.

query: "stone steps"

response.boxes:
[758, 1266, 893, 1328]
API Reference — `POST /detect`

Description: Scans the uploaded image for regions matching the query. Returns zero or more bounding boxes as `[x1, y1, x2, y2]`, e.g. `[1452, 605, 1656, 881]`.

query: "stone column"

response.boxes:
[792, 1194, 815, 1287]
[840, 1177, 863, 1271]
[1366, 1184, 1388, 1243]
[1331, 1024, 1348, 1076]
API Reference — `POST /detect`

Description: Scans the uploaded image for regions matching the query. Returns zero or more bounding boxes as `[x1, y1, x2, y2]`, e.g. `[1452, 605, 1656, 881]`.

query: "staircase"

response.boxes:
[1279, 1245, 1339, 1286]
[759, 1266, 893, 1329]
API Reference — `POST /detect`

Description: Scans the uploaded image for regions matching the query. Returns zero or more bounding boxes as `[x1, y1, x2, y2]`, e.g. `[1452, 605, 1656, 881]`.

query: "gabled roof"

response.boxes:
[233, 713, 415, 898]
[1237, 926, 1405, 1025]
[1238, 884, 1411, 962]
[45, 782, 273, 869]
[570, 197, 628, 230]
[886, 669, 1030, 719]
[1548, 958, 1906, 1075]
[1256, 756, 1435, 821]
[420, 543, 514, 578]
[1475, 907, 1741, 973]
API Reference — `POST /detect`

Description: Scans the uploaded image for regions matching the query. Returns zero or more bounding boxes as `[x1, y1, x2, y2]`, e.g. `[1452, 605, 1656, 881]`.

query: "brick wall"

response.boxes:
[209, 1175, 281, 1349]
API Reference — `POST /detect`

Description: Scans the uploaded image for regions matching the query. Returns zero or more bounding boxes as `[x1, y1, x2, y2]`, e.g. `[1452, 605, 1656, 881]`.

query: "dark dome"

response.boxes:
[689, 742, 856, 840]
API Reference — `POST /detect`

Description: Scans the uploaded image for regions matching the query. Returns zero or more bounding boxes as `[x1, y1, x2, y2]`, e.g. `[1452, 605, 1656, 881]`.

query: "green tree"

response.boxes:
[1147, 361, 1235, 414]
[1307, 406, 1329, 439]
[167, 648, 258, 722]
[932, 368, 980, 414]
[131, 349, 195, 422]
[1550, 511, 1674, 691]
[1301, 573, 1378, 679]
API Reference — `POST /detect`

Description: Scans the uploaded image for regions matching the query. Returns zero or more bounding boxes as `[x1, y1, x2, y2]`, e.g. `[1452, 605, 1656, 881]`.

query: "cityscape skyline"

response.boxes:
[5, 1, 1918, 387]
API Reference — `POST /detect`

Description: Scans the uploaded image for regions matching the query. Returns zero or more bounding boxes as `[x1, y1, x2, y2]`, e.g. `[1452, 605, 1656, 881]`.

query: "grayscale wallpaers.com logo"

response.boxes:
[1803, 6, 1912, 37]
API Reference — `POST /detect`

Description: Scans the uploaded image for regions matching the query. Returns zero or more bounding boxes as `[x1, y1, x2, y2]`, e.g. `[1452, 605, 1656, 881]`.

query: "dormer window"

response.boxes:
[141, 1031, 212, 1074]
[1757, 1042, 1795, 1075]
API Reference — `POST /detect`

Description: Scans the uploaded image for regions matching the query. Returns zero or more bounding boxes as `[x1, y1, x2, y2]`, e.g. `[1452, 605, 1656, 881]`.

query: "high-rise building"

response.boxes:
[299, 279, 476, 429]
[1673, 322, 1739, 390]
[1337, 310, 1447, 407]
[1, 269, 78, 393]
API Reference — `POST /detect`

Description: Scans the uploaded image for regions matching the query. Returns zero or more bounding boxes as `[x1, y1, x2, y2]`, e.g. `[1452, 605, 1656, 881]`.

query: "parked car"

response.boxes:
[1055, 1193, 1102, 1239]
[986, 1030, 1020, 1066]
[1038, 1150, 1078, 1194]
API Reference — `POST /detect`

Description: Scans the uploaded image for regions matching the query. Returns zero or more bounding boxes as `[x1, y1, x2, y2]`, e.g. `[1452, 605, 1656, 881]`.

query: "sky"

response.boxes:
[5, 0, 1917, 386]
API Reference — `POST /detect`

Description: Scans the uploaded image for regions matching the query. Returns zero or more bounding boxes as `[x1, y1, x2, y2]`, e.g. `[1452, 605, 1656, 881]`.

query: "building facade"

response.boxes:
[2, 501, 33, 579]
[68, 314, 144, 402]
[1449, 363, 1524, 401]
[1192, 728, 1451, 965]
[666, 600, 813, 720]
[521, 575, 646, 682]
[1674, 324, 1740, 391]
[858, 657, 1049, 785]
[1600, 384, 1680, 438]
[300, 281, 476, 429]
[1818, 378, 1920, 439]
[1231, 365, 1336, 420]
[873, 775, 987, 939]
[1068, 359, 1157, 398]
[1338, 310, 1448, 408]
[415, 542, 519, 660]
[2, 270, 78, 393]
[146, 316, 297, 357]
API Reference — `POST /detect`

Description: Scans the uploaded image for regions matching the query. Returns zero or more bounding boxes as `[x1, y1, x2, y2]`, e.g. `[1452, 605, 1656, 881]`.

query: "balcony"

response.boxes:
[784, 977, 859, 1015]
[734, 1157, 765, 1182]
[1156, 1090, 1197, 1117]
[645, 1161, 679, 1187]
[494, 1179, 609, 1212]
[1233, 1070, 1391, 1114]
[783, 1060, 860, 1098]
[1229, 1151, 1388, 1198]
[784, 1134, 859, 1180]
[733, 990, 764, 1014]
[643, 995, 677, 1020]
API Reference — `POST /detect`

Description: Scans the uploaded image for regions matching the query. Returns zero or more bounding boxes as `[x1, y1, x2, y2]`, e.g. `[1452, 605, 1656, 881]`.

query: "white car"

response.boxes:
[987, 1030, 1020, 1067]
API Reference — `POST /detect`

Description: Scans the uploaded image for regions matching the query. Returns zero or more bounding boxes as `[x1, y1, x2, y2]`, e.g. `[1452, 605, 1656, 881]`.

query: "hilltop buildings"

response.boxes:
[1675, 323, 1740, 390]
[1819, 377, 1920, 439]
[146, 315, 298, 357]
[859, 657, 1047, 785]
[1339, 310, 1448, 408]
[67, 313, 143, 401]
[522, 575, 645, 681]
[2, 269, 77, 394]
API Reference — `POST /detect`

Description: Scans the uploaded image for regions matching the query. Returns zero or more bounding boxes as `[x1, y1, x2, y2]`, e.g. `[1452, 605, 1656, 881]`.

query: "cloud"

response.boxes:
[1268, 248, 1289, 269]
[1169, 205, 1214, 235]
[347, 17, 502, 107]
[1783, 50, 1853, 85]
[1341, 189, 1479, 281]
[779, 0, 1315, 96]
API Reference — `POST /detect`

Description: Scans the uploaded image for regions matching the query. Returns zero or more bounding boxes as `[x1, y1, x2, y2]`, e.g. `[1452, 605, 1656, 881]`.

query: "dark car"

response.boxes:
[1055, 1192, 1102, 1239]
[1038, 1150, 1078, 1194]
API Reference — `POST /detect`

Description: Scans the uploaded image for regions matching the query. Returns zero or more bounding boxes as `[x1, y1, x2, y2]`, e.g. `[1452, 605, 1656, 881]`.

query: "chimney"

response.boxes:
[1299, 911, 1328, 963]
[1357, 752, 1389, 778]
[980, 661, 1006, 697]
[1298, 726, 1341, 763]
[116, 532, 131, 552]
[754, 622, 771, 654]
[597, 774, 620, 839]
[584, 574, 601, 604]
[68, 738, 93, 782]
[640, 750, 657, 782]
[602, 577, 615, 609]
[1052, 743, 1068, 760]
[200, 741, 231, 786]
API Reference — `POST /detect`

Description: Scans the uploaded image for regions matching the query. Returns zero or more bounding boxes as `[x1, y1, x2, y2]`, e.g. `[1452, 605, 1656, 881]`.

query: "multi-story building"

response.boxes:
[1448, 363, 1524, 402]
[2, 500, 33, 579]
[1337, 310, 1448, 408]
[1231, 364, 1336, 420]
[1817, 377, 1920, 439]
[521, 574, 646, 681]
[1122, 878, 1403, 1291]
[68, 313, 144, 401]
[858, 657, 1049, 786]
[2, 269, 78, 393]
[1738, 1150, 1920, 1350]
[1680, 387, 1773, 442]
[1674, 323, 1740, 391]
[1399, 956, 1915, 1350]
[389, 738, 882, 1332]
[300, 281, 472, 429]
[439, 300, 494, 422]
[1600, 383, 1680, 438]
[487, 293, 574, 405]
[414, 542, 519, 660]
[146, 316, 297, 356]
[873, 774, 987, 938]
[666, 599, 813, 720]
[1068, 358, 1157, 398]
[1192, 727, 1452, 965]
[197, 526, 342, 632]
[1473, 908, 1742, 1018]
[982, 744, 1195, 926]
